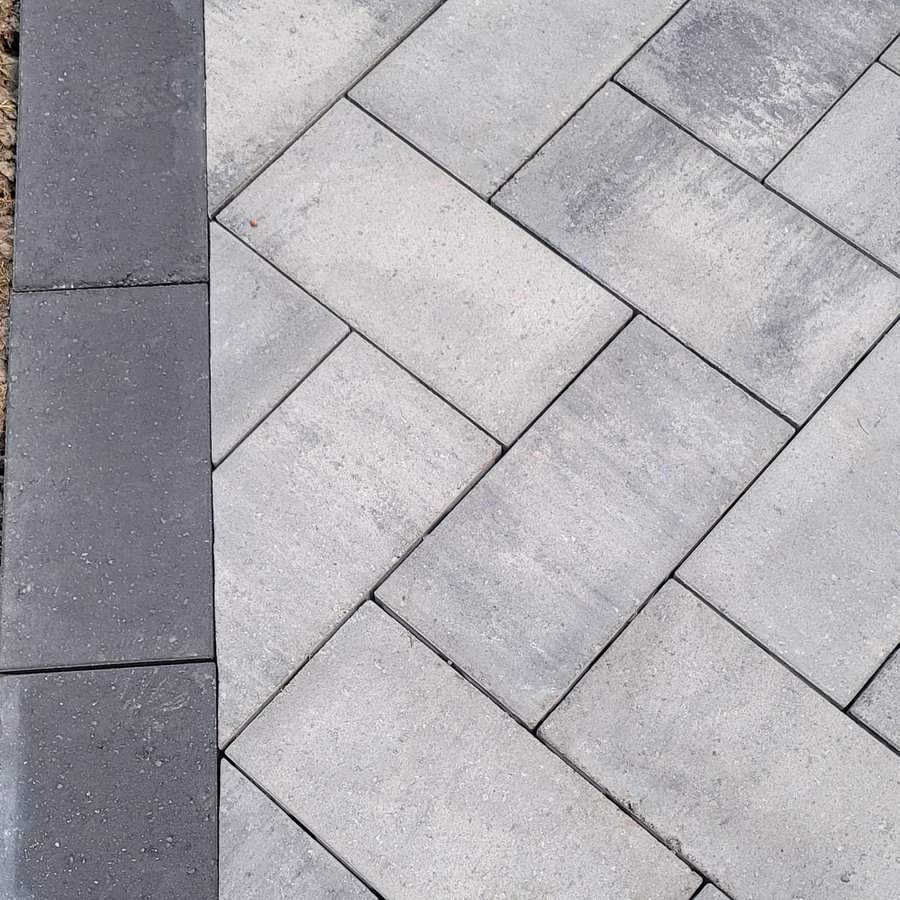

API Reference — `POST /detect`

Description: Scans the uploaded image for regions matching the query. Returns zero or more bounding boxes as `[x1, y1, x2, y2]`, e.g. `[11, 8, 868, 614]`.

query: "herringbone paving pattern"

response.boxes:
[207, 2, 900, 897]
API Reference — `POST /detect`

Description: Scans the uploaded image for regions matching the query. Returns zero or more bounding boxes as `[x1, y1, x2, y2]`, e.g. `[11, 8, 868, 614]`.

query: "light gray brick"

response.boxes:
[768, 65, 900, 271]
[219, 761, 373, 899]
[378, 318, 790, 725]
[352, 0, 686, 195]
[618, 0, 900, 175]
[542, 581, 900, 900]
[496, 84, 900, 423]
[221, 100, 628, 445]
[205, 0, 439, 208]
[210, 224, 347, 464]
[214, 335, 497, 744]
[884, 37, 900, 74]
[230, 602, 700, 900]
[680, 322, 900, 704]
[852, 652, 900, 751]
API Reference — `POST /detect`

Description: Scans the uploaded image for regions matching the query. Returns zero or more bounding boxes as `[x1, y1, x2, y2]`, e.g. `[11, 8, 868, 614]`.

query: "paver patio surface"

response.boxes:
[5, 0, 900, 897]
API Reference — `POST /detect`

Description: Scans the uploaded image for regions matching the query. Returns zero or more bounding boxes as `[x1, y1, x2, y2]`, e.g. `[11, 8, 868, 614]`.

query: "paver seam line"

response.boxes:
[208, 0, 453, 218]
[220, 104, 797, 433]
[213, 330, 352, 470]
[9, 278, 211, 296]
[487, 0, 699, 199]
[224, 754, 388, 900]
[219, 440, 500, 750]
[846, 646, 900, 712]
[760, 29, 900, 182]
[884, 56, 900, 77]
[0, 655, 215, 677]
[672, 576, 900, 762]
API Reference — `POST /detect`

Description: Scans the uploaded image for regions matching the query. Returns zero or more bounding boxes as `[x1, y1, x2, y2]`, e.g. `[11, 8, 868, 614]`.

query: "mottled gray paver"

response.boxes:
[220, 761, 373, 899]
[680, 322, 900, 704]
[222, 100, 627, 444]
[214, 335, 497, 744]
[210, 224, 347, 464]
[14, 0, 207, 289]
[884, 37, 900, 74]
[618, 0, 900, 176]
[352, 0, 686, 195]
[852, 652, 900, 750]
[497, 84, 900, 423]
[768, 64, 900, 271]
[378, 318, 789, 725]
[205, 0, 439, 208]
[0, 664, 217, 900]
[230, 602, 700, 900]
[0, 287, 212, 670]
[542, 582, 900, 900]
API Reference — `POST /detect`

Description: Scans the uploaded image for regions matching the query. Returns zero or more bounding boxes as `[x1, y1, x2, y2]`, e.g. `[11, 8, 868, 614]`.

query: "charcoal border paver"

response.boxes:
[0, 663, 218, 899]
[13, 0, 208, 290]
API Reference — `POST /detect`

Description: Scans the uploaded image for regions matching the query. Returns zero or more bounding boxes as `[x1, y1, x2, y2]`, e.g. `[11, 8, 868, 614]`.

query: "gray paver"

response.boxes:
[768, 65, 900, 271]
[542, 581, 900, 900]
[696, 887, 730, 900]
[884, 37, 900, 74]
[496, 84, 900, 423]
[220, 761, 373, 899]
[222, 100, 628, 444]
[852, 652, 900, 750]
[378, 318, 790, 726]
[0, 663, 217, 900]
[0, 286, 212, 670]
[210, 223, 347, 464]
[205, 0, 439, 209]
[14, 0, 206, 290]
[680, 322, 900, 704]
[214, 334, 498, 744]
[352, 0, 686, 195]
[618, 0, 900, 176]
[230, 602, 700, 900]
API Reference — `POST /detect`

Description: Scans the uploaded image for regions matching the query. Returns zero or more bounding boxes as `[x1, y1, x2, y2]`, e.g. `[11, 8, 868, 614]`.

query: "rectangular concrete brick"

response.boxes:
[851, 651, 900, 751]
[680, 322, 900, 704]
[214, 334, 498, 744]
[14, 0, 207, 289]
[229, 602, 700, 900]
[378, 318, 790, 726]
[210, 223, 347, 464]
[0, 663, 217, 900]
[205, 0, 439, 208]
[884, 37, 900, 74]
[768, 65, 900, 271]
[1, 287, 212, 670]
[618, 0, 900, 176]
[222, 100, 628, 444]
[352, 0, 686, 195]
[496, 84, 900, 423]
[220, 761, 373, 899]
[542, 581, 900, 899]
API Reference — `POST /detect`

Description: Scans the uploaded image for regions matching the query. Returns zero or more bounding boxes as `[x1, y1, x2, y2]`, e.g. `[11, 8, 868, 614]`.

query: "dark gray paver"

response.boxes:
[618, 0, 900, 176]
[496, 84, 900, 423]
[680, 322, 900, 705]
[0, 663, 217, 900]
[230, 602, 700, 900]
[220, 761, 373, 899]
[768, 65, 900, 271]
[205, 0, 440, 209]
[852, 652, 900, 750]
[210, 223, 347, 464]
[0, 287, 212, 670]
[352, 0, 686, 195]
[13, 0, 207, 290]
[222, 100, 628, 444]
[884, 37, 900, 74]
[378, 318, 790, 726]
[215, 335, 498, 744]
[542, 582, 900, 899]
